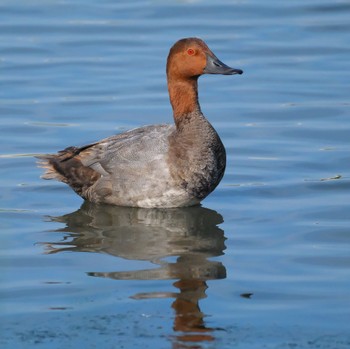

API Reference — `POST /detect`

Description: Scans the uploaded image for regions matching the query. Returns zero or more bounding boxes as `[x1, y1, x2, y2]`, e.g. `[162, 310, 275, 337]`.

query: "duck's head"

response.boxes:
[166, 37, 243, 80]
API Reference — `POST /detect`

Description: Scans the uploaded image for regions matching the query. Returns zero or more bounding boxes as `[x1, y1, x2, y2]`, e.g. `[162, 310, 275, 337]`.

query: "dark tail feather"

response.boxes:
[36, 146, 100, 198]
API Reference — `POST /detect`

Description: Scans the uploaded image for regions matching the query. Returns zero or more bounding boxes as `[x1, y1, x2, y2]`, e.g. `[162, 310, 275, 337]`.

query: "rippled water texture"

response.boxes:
[1, 0, 350, 348]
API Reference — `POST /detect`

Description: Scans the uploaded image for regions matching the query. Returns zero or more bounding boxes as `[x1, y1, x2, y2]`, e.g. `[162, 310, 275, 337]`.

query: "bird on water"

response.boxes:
[38, 38, 243, 208]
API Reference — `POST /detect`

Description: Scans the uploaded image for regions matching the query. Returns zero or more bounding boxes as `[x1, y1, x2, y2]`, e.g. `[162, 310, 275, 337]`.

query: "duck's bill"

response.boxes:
[204, 54, 243, 75]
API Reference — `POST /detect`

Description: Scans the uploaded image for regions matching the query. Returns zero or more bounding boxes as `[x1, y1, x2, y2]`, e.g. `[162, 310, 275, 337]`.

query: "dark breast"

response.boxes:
[168, 114, 226, 200]
[185, 137, 226, 200]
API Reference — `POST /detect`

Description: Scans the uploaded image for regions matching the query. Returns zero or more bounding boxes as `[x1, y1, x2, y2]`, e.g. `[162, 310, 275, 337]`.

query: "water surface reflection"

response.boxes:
[43, 203, 227, 345]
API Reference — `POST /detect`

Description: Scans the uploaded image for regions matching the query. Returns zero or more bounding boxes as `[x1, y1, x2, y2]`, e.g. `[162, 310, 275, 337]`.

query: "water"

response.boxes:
[1, 0, 350, 348]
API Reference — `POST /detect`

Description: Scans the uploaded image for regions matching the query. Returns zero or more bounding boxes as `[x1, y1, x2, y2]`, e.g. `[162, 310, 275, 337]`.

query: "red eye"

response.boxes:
[187, 48, 195, 56]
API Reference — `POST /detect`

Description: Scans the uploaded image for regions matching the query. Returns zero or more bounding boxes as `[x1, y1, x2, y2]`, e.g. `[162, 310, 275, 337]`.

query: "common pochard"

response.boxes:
[38, 38, 243, 208]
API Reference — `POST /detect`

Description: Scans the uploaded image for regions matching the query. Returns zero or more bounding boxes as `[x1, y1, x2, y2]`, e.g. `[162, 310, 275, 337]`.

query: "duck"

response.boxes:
[38, 38, 243, 208]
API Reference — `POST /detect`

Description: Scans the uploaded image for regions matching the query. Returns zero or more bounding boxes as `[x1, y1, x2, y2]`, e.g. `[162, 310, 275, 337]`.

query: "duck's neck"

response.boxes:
[167, 77, 202, 128]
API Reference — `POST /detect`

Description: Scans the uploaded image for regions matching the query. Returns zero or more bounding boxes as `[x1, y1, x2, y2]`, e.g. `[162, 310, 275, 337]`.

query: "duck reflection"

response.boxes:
[44, 202, 227, 345]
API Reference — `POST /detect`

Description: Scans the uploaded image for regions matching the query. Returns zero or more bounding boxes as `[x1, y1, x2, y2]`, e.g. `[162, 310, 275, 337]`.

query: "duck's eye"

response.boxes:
[187, 48, 195, 56]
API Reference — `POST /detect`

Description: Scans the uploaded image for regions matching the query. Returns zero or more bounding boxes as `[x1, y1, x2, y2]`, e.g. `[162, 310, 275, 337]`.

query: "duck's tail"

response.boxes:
[36, 146, 101, 198]
[37, 147, 79, 182]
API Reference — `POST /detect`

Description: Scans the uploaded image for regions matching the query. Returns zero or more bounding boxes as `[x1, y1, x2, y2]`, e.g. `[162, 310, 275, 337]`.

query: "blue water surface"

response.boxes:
[1, 0, 350, 348]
